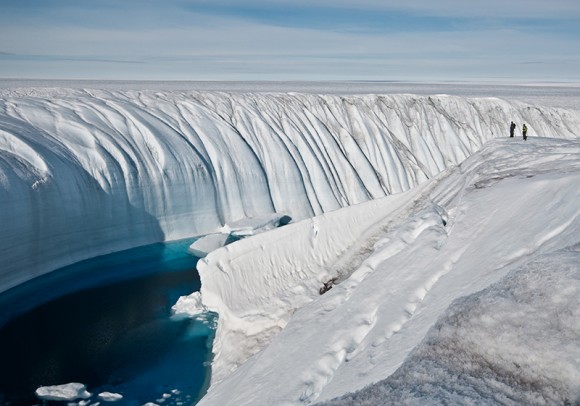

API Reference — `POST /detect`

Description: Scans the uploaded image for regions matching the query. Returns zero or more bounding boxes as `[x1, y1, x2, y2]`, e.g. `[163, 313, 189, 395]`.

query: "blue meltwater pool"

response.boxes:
[0, 238, 216, 406]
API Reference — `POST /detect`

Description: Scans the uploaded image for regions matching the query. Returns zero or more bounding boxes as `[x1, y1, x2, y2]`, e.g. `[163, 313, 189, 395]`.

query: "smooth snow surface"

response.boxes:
[195, 138, 580, 405]
[35, 382, 91, 401]
[1, 87, 580, 292]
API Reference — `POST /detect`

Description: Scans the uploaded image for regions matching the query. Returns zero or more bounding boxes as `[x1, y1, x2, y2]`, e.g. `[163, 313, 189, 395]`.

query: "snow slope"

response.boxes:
[193, 137, 580, 405]
[323, 245, 580, 405]
[1, 87, 580, 292]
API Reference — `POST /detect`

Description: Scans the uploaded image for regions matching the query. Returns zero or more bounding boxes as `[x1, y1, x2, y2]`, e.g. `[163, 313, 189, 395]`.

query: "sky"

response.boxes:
[1, 0, 580, 82]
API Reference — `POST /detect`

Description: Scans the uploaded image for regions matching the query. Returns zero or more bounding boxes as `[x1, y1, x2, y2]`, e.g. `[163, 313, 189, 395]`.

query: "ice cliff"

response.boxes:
[1, 88, 579, 293]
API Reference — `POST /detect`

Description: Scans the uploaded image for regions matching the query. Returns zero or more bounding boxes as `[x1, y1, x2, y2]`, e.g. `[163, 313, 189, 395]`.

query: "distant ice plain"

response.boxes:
[2, 79, 580, 109]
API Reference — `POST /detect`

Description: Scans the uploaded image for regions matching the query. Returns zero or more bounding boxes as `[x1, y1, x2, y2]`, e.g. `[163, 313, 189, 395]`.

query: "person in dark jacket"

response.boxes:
[522, 124, 528, 141]
[510, 121, 516, 137]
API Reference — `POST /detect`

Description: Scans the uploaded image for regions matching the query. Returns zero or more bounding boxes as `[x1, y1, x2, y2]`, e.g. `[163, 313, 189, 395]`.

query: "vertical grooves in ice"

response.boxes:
[1, 90, 579, 291]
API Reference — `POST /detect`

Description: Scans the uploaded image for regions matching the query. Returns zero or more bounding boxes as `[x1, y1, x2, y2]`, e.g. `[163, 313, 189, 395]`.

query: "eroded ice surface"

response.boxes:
[2, 84, 580, 405]
[2, 88, 580, 293]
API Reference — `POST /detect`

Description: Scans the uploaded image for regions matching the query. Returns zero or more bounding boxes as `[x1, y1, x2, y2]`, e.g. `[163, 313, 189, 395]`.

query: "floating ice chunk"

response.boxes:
[156, 391, 173, 402]
[77, 401, 99, 406]
[142, 403, 159, 406]
[172, 292, 206, 317]
[188, 233, 230, 258]
[98, 391, 123, 402]
[223, 214, 292, 238]
[35, 382, 91, 401]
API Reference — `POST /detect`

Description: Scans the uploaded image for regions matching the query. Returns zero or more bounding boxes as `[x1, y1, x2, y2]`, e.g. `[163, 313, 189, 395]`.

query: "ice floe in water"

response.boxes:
[35, 382, 91, 401]
[172, 292, 206, 318]
[98, 391, 123, 402]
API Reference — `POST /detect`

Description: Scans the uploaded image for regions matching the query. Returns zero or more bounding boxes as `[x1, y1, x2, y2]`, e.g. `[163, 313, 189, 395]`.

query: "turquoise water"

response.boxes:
[0, 239, 216, 405]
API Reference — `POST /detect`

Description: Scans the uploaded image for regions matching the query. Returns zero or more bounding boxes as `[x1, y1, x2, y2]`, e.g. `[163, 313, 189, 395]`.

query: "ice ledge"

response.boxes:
[188, 214, 292, 257]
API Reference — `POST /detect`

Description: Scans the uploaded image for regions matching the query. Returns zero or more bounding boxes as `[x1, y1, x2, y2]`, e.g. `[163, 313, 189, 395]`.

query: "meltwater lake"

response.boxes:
[0, 239, 215, 406]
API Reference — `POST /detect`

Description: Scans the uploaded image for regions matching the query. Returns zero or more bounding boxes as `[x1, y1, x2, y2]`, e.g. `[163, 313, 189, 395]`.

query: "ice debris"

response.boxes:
[35, 382, 91, 401]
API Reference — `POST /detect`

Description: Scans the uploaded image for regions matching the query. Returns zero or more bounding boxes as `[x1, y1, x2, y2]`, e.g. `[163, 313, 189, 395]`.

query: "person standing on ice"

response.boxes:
[510, 121, 516, 137]
[522, 124, 528, 141]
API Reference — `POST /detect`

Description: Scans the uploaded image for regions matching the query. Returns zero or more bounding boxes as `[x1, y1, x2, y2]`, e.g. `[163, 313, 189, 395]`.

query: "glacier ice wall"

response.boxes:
[1, 88, 579, 292]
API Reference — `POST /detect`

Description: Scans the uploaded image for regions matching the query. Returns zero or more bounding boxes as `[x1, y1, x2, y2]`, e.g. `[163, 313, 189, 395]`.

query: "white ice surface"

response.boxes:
[172, 291, 206, 318]
[2, 80, 580, 109]
[195, 137, 580, 405]
[35, 382, 91, 401]
[97, 391, 123, 402]
[1, 88, 580, 293]
[188, 233, 230, 258]
[223, 213, 291, 237]
[323, 245, 580, 405]
[1, 84, 579, 404]
[188, 214, 291, 257]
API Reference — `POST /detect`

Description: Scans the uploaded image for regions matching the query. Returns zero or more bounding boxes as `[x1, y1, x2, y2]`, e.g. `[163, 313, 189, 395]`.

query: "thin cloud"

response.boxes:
[184, 0, 580, 19]
[0, 51, 143, 64]
[59, 56, 143, 65]
[0, 0, 578, 81]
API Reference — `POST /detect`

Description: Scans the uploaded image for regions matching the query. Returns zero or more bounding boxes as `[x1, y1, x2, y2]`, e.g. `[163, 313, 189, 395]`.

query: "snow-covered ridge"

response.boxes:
[1, 88, 579, 292]
[195, 138, 580, 405]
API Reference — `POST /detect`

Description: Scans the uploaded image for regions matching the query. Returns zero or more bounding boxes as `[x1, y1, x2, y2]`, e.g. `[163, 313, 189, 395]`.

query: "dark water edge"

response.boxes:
[0, 238, 216, 406]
